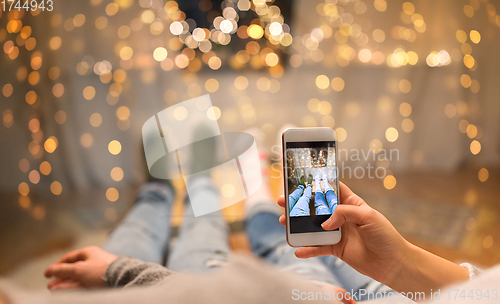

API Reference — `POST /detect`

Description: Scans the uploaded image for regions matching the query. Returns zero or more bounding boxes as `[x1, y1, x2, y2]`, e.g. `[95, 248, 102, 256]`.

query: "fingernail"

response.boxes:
[321, 218, 332, 228]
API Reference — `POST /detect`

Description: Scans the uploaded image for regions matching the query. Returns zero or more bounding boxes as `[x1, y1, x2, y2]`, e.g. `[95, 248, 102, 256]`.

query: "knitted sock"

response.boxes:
[314, 175, 322, 192]
[323, 174, 330, 191]
[308, 174, 313, 185]
[300, 175, 306, 187]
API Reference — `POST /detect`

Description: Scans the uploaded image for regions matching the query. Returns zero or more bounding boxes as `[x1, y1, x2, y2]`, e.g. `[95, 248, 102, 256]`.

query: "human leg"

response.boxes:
[288, 184, 304, 211]
[314, 175, 330, 215]
[290, 184, 312, 216]
[102, 182, 175, 264]
[246, 203, 341, 287]
[325, 189, 338, 213]
[319, 256, 394, 301]
[248, 200, 393, 298]
[166, 176, 230, 274]
[323, 174, 338, 212]
[314, 191, 330, 215]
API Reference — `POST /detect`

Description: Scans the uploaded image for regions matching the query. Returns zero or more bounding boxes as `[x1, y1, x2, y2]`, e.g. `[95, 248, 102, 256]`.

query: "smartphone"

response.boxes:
[282, 127, 341, 247]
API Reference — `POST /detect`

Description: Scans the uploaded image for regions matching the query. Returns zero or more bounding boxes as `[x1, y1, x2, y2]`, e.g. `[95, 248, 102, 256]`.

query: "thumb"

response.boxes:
[321, 204, 371, 230]
[45, 263, 82, 280]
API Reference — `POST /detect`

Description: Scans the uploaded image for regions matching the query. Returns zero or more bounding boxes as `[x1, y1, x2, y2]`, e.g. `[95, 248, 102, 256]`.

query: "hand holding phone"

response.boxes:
[277, 182, 469, 296]
[280, 133, 471, 294]
[282, 127, 341, 246]
[276, 181, 410, 290]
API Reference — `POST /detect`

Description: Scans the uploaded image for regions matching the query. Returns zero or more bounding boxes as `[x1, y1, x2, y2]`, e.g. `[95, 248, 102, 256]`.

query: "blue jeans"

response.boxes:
[314, 190, 331, 215]
[288, 184, 304, 211]
[246, 203, 393, 301]
[102, 182, 174, 264]
[290, 184, 311, 216]
[246, 203, 340, 286]
[325, 189, 338, 213]
[103, 177, 229, 274]
[103, 180, 391, 301]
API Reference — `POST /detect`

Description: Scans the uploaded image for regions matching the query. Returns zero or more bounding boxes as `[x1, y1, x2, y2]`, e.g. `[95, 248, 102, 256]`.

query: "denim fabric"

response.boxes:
[246, 202, 394, 301]
[102, 182, 175, 264]
[319, 256, 396, 301]
[288, 184, 304, 211]
[290, 184, 312, 216]
[166, 176, 230, 273]
[314, 190, 331, 215]
[246, 205, 340, 287]
[325, 189, 338, 213]
[103, 180, 392, 301]
[103, 178, 230, 274]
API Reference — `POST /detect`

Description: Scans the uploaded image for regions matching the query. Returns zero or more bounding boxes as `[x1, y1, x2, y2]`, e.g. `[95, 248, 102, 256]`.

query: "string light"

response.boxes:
[1, 0, 495, 230]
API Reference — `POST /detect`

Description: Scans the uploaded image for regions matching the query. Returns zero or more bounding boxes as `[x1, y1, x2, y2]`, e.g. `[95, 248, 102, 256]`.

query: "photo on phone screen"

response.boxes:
[286, 141, 339, 234]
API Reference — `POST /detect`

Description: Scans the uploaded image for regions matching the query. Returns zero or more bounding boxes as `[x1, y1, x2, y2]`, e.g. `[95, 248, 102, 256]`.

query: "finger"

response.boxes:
[279, 215, 286, 226]
[338, 182, 364, 206]
[47, 277, 65, 289]
[56, 249, 89, 264]
[45, 250, 89, 278]
[294, 245, 333, 259]
[50, 280, 83, 291]
[345, 296, 357, 304]
[336, 288, 357, 304]
[321, 204, 371, 230]
[277, 195, 285, 208]
[338, 181, 353, 201]
[48, 277, 82, 290]
[45, 263, 81, 280]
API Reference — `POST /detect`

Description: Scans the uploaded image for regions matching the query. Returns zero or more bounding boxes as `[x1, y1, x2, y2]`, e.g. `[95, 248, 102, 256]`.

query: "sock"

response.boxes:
[323, 174, 330, 191]
[314, 175, 321, 192]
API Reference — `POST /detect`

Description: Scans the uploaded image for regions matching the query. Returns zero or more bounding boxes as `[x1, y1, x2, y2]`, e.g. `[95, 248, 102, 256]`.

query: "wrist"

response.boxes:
[380, 239, 416, 291]
[104, 255, 125, 287]
[383, 240, 470, 295]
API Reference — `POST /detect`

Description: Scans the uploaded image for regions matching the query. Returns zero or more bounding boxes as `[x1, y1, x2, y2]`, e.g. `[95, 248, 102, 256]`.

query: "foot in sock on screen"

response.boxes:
[307, 174, 313, 185]
[314, 175, 322, 193]
[322, 174, 330, 191]
[300, 175, 306, 187]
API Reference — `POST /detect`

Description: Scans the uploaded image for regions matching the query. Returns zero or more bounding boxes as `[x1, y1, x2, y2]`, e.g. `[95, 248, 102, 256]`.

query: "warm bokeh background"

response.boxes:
[1, 0, 499, 290]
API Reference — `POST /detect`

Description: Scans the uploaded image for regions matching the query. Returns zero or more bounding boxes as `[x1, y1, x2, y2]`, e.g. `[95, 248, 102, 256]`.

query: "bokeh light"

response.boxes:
[106, 187, 119, 202]
[385, 127, 399, 142]
[111, 167, 124, 182]
[383, 175, 397, 190]
[50, 181, 63, 195]
[90, 113, 103, 127]
[470, 140, 481, 155]
[153, 47, 168, 61]
[331, 77, 345, 91]
[335, 127, 347, 142]
[18, 182, 29, 196]
[108, 140, 122, 155]
[80, 133, 94, 148]
[478, 168, 489, 182]
[315, 75, 330, 89]
[0, 0, 497, 266]
[40, 161, 52, 175]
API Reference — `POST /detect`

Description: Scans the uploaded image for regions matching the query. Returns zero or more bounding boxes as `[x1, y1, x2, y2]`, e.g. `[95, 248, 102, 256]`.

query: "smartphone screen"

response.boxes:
[285, 141, 339, 234]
